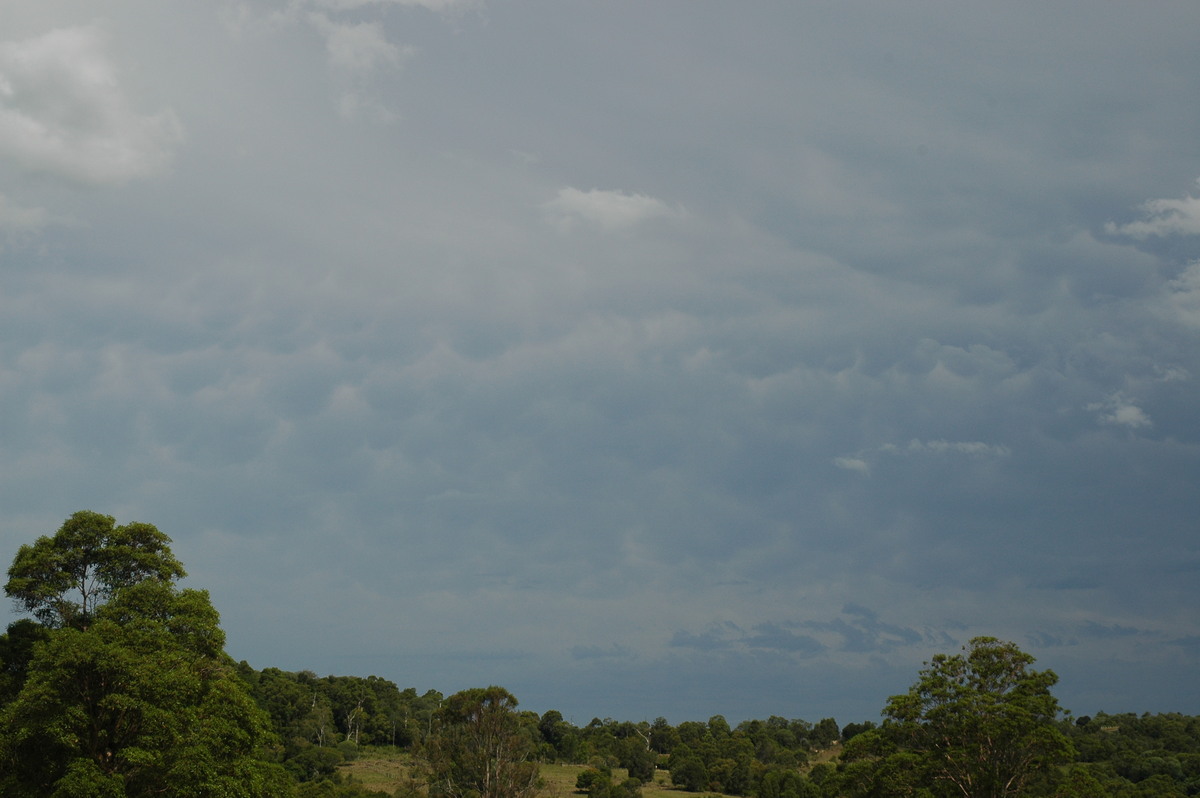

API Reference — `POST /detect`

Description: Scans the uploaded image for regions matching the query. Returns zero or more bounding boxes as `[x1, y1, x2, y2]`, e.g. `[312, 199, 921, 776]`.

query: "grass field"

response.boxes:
[539, 763, 680, 798]
[337, 750, 422, 794]
[338, 756, 702, 798]
[337, 752, 841, 798]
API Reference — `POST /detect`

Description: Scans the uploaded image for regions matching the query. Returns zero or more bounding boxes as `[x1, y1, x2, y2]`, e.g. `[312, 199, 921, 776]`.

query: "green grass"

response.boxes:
[338, 755, 732, 798]
[338, 749, 422, 793]
[539, 763, 684, 798]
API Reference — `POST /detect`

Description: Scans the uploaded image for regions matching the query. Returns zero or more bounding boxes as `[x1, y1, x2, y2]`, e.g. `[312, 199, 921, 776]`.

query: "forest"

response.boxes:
[1, 512, 1198, 797]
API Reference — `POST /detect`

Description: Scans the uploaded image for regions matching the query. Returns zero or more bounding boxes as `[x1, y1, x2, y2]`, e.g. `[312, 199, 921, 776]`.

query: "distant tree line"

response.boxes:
[3, 512, 1200, 797]
[1057, 711, 1200, 796]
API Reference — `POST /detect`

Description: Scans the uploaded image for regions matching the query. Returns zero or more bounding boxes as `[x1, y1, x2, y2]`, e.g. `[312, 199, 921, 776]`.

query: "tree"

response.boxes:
[618, 736, 658, 784]
[811, 717, 840, 749]
[0, 512, 291, 797]
[5, 510, 185, 629]
[426, 686, 541, 798]
[0, 619, 48, 705]
[668, 751, 708, 792]
[879, 636, 1073, 798]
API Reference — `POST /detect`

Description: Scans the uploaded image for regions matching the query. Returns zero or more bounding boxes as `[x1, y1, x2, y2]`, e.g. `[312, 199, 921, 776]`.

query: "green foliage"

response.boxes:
[649, 718, 680, 755]
[1057, 711, 1200, 795]
[840, 721, 875, 743]
[669, 751, 708, 792]
[5, 510, 186, 629]
[809, 718, 840, 749]
[617, 736, 657, 784]
[296, 779, 392, 798]
[834, 637, 1072, 798]
[10, 518, 1200, 798]
[241, 666, 443, 758]
[753, 766, 820, 798]
[571, 766, 643, 798]
[0, 618, 48, 705]
[0, 580, 291, 796]
[286, 746, 347, 782]
[0, 512, 291, 798]
[576, 766, 610, 792]
[541, 710, 580, 762]
[426, 686, 541, 798]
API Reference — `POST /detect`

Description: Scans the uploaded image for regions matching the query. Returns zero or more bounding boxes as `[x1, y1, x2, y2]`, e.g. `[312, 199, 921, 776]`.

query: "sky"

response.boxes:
[2, 1, 1200, 727]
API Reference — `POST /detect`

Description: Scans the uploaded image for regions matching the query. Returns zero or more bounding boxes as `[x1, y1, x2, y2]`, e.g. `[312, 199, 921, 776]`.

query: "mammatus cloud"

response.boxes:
[1106, 179, 1200, 239]
[0, 26, 182, 185]
[835, 439, 1010, 474]
[544, 187, 684, 232]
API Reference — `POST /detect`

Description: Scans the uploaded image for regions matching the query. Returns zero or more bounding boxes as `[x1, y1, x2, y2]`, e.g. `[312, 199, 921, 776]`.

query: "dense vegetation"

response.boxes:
[2, 512, 1198, 797]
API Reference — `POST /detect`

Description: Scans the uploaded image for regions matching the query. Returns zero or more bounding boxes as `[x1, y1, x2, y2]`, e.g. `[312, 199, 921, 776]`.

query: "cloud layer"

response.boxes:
[0, 25, 182, 185]
[1, 1, 1199, 724]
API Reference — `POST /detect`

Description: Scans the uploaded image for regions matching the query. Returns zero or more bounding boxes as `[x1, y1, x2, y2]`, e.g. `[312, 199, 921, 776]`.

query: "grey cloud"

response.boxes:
[0, 26, 182, 185]
[1, 1, 1199, 724]
[543, 187, 684, 232]
[801, 607, 926, 655]
[671, 609, 927, 660]
[1087, 392, 1152, 430]
[1106, 181, 1200, 239]
[1026, 632, 1075, 649]
[1081, 622, 1142, 640]
[669, 626, 739, 653]
[743, 624, 825, 656]
[0, 193, 47, 233]
[571, 644, 633, 661]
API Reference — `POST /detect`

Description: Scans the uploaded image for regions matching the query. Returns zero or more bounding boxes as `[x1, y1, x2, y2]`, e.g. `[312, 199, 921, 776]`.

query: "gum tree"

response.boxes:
[880, 637, 1072, 798]
[426, 686, 541, 798]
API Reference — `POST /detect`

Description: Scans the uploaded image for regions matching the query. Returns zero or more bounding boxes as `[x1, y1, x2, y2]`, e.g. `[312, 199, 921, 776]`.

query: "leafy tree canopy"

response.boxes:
[0, 512, 290, 798]
[427, 686, 541, 798]
[869, 636, 1073, 798]
[5, 510, 185, 629]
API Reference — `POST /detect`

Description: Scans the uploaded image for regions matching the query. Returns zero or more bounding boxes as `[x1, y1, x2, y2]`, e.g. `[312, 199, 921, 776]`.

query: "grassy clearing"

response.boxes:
[538, 764, 683, 798]
[338, 749, 422, 793]
[339, 756, 733, 798]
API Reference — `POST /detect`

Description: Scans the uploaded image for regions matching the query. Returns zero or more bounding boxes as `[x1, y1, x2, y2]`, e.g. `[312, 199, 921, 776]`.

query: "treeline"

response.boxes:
[5, 513, 1200, 798]
[231, 662, 852, 797]
[1058, 711, 1200, 796]
[232, 663, 1200, 797]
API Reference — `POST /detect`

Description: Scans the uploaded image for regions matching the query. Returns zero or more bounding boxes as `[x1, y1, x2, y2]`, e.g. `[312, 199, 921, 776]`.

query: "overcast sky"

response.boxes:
[2, 0, 1200, 726]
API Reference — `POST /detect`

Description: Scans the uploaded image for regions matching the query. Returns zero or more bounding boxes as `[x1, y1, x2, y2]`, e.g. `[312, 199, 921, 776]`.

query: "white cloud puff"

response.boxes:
[1087, 393, 1152, 429]
[0, 26, 182, 185]
[544, 187, 683, 231]
[1162, 261, 1200, 328]
[833, 456, 870, 475]
[308, 14, 411, 74]
[900, 439, 1012, 457]
[1106, 180, 1200, 239]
